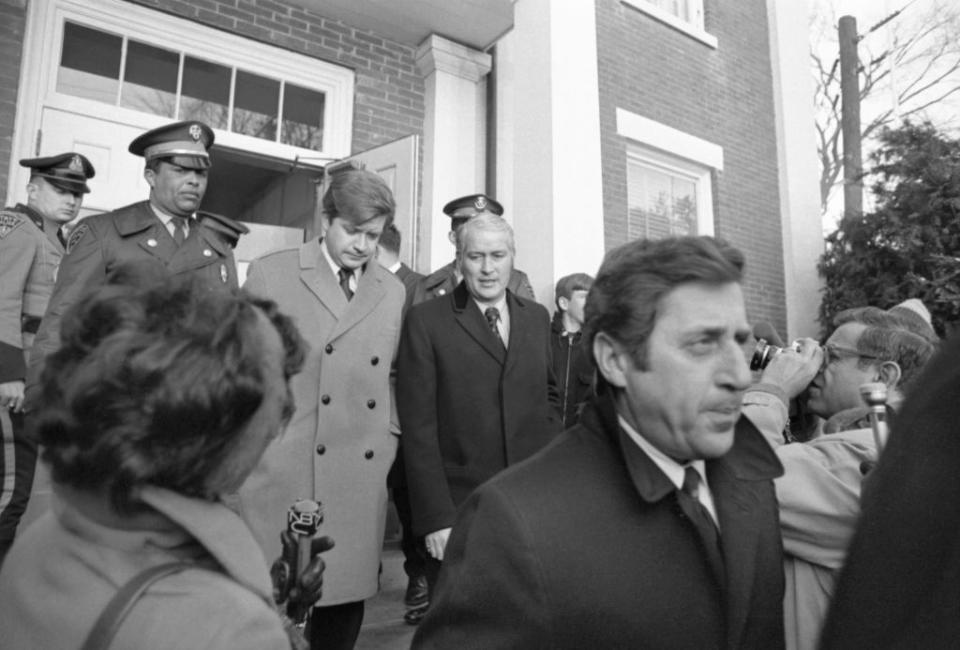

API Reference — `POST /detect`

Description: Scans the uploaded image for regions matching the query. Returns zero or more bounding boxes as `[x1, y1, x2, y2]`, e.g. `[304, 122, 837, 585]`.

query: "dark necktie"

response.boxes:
[171, 217, 186, 246]
[484, 307, 506, 350]
[338, 267, 354, 301]
[679, 466, 725, 585]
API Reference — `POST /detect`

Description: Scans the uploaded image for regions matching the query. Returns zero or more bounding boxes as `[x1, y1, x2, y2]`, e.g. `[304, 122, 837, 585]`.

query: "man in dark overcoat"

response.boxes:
[413, 236, 786, 650]
[397, 213, 560, 593]
[27, 120, 246, 400]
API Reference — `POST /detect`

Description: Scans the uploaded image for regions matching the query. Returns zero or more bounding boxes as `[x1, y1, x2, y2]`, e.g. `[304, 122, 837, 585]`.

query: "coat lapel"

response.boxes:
[503, 291, 531, 374]
[168, 221, 233, 274]
[708, 415, 784, 649]
[451, 283, 507, 364]
[329, 261, 386, 341]
[298, 238, 348, 321]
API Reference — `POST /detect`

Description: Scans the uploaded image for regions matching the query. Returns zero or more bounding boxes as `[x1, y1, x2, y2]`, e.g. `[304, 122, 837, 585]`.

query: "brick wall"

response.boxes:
[595, 0, 786, 330]
[0, 0, 27, 207]
[125, 0, 425, 155]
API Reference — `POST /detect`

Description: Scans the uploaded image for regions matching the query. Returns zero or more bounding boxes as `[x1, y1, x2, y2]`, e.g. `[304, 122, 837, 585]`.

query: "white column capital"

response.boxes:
[416, 34, 492, 82]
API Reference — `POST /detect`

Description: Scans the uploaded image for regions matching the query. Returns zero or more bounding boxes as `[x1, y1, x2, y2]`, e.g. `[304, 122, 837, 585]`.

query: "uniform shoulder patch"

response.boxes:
[0, 210, 27, 239]
[66, 222, 90, 253]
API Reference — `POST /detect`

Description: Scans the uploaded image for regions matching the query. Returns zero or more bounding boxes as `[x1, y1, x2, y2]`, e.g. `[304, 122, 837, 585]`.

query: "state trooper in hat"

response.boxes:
[0, 152, 94, 562]
[411, 193, 536, 305]
[27, 121, 248, 408]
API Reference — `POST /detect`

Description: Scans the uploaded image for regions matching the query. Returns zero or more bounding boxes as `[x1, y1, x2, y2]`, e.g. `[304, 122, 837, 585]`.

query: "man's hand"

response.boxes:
[759, 338, 823, 400]
[271, 530, 335, 620]
[0, 381, 25, 413]
[425, 528, 452, 561]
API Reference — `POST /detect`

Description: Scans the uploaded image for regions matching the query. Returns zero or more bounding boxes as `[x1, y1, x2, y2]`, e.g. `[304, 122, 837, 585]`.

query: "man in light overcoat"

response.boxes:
[238, 166, 404, 650]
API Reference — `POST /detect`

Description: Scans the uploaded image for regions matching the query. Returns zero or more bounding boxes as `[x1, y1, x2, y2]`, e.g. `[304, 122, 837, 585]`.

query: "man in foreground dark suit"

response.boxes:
[412, 236, 786, 649]
[397, 213, 560, 598]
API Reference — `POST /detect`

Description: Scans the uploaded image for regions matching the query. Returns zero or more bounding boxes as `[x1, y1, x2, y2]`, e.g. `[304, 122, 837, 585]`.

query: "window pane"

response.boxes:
[57, 22, 122, 103]
[234, 71, 279, 141]
[670, 177, 697, 235]
[627, 159, 699, 239]
[120, 40, 179, 117]
[282, 83, 325, 149]
[181, 57, 231, 128]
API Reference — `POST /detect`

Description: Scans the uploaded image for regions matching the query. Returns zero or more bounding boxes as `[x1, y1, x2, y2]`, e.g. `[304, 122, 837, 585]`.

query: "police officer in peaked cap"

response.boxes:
[412, 193, 536, 305]
[26, 121, 248, 407]
[0, 152, 95, 562]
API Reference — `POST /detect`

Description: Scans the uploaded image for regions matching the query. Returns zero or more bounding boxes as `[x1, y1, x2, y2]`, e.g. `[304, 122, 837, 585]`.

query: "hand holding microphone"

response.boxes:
[271, 499, 335, 624]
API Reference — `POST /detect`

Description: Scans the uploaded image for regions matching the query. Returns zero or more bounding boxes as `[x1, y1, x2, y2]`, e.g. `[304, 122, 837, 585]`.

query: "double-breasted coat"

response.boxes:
[413, 394, 787, 649]
[237, 238, 405, 605]
[27, 201, 240, 398]
[397, 282, 561, 537]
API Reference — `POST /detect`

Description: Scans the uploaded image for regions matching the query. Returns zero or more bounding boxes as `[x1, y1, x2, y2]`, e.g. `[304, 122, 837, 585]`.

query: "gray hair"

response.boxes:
[455, 213, 516, 255]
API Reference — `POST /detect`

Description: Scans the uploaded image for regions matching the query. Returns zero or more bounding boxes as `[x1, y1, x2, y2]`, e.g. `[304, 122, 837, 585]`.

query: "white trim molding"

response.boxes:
[616, 107, 723, 170]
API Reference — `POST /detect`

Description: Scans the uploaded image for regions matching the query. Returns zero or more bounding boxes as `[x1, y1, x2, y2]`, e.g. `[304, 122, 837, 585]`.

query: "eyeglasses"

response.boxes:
[821, 343, 880, 370]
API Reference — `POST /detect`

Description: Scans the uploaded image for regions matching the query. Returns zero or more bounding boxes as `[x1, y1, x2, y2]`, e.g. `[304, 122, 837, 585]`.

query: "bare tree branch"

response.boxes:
[811, 0, 960, 213]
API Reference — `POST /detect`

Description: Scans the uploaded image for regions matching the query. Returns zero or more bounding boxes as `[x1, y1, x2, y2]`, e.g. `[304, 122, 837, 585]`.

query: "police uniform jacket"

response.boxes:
[413, 393, 786, 650]
[0, 205, 63, 383]
[236, 238, 405, 606]
[27, 201, 240, 398]
[397, 281, 561, 537]
[412, 260, 536, 305]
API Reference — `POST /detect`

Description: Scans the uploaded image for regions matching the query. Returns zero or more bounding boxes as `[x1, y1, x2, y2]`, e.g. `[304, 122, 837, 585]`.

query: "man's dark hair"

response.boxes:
[584, 236, 744, 370]
[322, 167, 395, 227]
[34, 265, 307, 514]
[555, 273, 594, 310]
[833, 307, 938, 393]
[379, 223, 401, 254]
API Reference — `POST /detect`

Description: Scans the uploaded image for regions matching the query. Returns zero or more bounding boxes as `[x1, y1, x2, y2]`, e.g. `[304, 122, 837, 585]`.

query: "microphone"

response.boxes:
[752, 321, 785, 349]
[286, 499, 323, 621]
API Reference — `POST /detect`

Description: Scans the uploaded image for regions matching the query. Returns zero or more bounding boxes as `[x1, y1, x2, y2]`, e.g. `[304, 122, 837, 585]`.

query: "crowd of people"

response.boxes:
[0, 117, 956, 650]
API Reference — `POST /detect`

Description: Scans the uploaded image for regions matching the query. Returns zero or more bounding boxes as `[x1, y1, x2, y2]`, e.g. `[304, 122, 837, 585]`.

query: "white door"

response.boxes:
[315, 134, 420, 270]
[33, 107, 150, 218]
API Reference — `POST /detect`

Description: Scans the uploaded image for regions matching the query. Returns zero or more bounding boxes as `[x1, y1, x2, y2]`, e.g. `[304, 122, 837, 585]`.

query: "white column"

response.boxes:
[767, 0, 824, 338]
[415, 35, 491, 272]
[497, 0, 606, 304]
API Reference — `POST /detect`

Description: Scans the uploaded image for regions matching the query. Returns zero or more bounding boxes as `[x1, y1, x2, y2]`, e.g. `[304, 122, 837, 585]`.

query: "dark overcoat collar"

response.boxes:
[581, 390, 784, 648]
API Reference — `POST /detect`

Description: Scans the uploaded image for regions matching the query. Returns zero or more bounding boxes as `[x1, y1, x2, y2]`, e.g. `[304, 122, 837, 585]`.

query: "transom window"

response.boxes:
[57, 21, 326, 150]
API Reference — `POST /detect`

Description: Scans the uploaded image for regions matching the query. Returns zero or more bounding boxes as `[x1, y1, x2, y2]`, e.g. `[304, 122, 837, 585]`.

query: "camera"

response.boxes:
[750, 338, 799, 371]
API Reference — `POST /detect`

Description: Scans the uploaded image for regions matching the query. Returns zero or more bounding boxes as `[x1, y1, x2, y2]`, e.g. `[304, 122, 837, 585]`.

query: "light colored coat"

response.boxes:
[237, 238, 404, 605]
[0, 485, 288, 650]
[743, 388, 877, 650]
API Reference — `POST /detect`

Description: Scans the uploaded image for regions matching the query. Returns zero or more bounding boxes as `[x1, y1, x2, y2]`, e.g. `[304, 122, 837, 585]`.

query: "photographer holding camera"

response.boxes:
[741, 300, 938, 650]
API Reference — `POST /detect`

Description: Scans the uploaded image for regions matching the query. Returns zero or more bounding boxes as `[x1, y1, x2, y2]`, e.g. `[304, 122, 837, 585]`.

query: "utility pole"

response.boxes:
[839, 15, 862, 220]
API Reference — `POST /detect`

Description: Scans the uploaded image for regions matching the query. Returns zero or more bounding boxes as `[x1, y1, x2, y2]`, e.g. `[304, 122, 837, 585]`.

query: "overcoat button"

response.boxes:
[325, 344, 334, 354]
[321, 395, 331, 404]
[364, 450, 374, 459]
[370, 356, 379, 365]
[367, 399, 376, 409]
[316, 444, 326, 455]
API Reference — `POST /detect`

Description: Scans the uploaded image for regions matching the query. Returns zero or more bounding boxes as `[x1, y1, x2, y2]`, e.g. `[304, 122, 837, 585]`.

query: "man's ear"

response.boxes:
[25, 181, 38, 201]
[593, 332, 631, 389]
[143, 167, 156, 189]
[877, 360, 902, 390]
[447, 230, 457, 246]
[557, 296, 570, 313]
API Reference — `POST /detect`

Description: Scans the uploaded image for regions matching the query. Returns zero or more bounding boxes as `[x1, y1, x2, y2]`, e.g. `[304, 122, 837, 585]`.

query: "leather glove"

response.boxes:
[271, 530, 335, 622]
